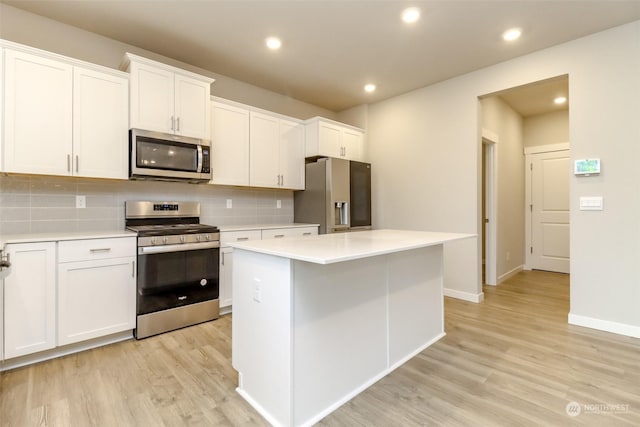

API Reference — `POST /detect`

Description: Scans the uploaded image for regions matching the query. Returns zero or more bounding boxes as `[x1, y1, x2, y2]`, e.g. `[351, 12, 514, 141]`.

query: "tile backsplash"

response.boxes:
[0, 175, 294, 235]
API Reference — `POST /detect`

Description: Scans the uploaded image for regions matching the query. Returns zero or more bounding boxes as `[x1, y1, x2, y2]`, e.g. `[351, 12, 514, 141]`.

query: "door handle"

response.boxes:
[75, 155, 79, 173]
[176, 117, 180, 132]
[67, 154, 71, 172]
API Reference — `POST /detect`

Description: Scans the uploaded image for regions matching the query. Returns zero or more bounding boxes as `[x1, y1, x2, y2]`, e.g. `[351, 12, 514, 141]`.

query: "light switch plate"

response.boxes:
[579, 196, 603, 211]
[76, 195, 86, 209]
[226, 199, 232, 209]
[276, 200, 282, 209]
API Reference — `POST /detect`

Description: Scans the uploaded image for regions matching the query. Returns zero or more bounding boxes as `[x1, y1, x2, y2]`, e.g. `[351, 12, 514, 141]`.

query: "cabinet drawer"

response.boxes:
[220, 230, 262, 247]
[261, 227, 318, 240]
[58, 237, 136, 263]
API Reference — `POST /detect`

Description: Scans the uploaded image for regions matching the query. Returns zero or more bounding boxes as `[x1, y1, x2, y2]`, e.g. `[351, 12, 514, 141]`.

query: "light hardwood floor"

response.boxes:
[1, 270, 639, 426]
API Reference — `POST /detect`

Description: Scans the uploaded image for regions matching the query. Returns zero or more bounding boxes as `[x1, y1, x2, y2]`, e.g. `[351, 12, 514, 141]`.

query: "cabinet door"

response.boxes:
[129, 62, 174, 134]
[249, 111, 280, 188]
[219, 247, 234, 309]
[73, 67, 129, 179]
[342, 128, 364, 162]
[58, 257, 136, 346]
[174, 74, 211, 139]
[211, 102, 250, 186]
[3, 49, 73, 175]
[317, 120, 343, 158]
[4, 242, 56, 359]
[279, 119, 305, 190]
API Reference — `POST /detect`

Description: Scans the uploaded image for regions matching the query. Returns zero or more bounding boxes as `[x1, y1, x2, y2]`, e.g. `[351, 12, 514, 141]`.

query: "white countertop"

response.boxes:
[219, 223, 319, 232]
[229, 229, 474, 264]
[1, 230, 137, 247]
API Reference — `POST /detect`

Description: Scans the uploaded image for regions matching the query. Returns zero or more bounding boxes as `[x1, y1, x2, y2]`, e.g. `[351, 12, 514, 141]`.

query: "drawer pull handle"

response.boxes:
[237, 237, 249, 241]
[274, 234, 285, 238]
[90, 248, 112, 253]
[303, 232, 312, 236]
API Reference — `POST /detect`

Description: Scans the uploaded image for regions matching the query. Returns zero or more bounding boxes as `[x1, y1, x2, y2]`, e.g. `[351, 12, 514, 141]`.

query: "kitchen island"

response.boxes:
[230, 229, 473, 427]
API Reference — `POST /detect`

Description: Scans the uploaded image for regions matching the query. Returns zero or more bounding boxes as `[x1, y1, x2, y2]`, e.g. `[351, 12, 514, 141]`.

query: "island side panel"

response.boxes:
[387, 245, 445, 367]
[232, 249, 294, 426]
[292, 256, 388, 426]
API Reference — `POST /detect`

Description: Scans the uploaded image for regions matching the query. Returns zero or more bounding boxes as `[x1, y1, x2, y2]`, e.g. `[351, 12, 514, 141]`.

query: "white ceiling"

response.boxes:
[2, 1, 639, 113]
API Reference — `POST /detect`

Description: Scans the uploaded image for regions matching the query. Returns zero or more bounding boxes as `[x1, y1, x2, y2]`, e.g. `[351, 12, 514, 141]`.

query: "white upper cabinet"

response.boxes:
[3, 49, 73, 175]
[249, 112, 305, 190]
[211, 100, 250, 186]
[2, 41, 129, 179]
[124, 53, 213, 139]
[212, 97, 305, 190]
[279, 118, 305, 190]
[174, 74, 211, 138]
[128, 62, 174, 134]
[73, 67, 129, 179]
[249, 111, 281, 188]
[305, 117, 365, 162]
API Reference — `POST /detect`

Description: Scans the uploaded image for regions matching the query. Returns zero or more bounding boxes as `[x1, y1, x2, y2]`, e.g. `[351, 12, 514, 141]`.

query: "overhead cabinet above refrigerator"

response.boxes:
[305, 117, 365, 162]
[294, 158, 371, 234]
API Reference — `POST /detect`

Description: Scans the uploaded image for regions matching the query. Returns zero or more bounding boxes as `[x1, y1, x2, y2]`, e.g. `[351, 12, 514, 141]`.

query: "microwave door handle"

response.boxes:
[197, 145, 203, 173]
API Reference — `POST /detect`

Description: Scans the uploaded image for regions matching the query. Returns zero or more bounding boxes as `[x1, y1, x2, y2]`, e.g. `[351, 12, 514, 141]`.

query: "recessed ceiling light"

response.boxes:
[554, 96, 567, 105]
[364, 84, 377, 93]
[502, 28, 522, 41]
[265, 37, 282, 50]
[401, 7, 421, 24]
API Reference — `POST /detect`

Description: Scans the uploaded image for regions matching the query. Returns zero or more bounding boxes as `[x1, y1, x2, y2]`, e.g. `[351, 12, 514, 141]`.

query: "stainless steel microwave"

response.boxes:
[129, 129, 212, 183]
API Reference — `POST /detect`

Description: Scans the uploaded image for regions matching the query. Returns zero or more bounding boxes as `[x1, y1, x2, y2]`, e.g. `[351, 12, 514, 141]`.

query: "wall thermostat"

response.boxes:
[574, 159, 600, 176]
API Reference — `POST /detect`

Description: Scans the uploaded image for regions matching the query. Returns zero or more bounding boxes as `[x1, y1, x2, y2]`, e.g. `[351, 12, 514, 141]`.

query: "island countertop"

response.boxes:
[229, 229, 474, 264]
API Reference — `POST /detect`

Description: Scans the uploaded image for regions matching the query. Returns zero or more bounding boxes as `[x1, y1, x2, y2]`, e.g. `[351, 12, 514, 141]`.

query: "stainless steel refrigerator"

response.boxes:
[294, 157, 371, 234]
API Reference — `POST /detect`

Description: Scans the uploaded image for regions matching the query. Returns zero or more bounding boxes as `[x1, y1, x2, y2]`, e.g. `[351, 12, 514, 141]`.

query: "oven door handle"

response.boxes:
[139, 241, 220, 254]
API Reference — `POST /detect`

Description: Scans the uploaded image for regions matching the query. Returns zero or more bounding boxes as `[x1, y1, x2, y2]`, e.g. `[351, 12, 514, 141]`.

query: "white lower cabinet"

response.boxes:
[261, 226, 318, 240]
[219, 226, 318, 311]
[3, 242, 57, 359]
[2, 236, 136, 363]
[219, 247, 234, 309]
[58, 238, 136, 346]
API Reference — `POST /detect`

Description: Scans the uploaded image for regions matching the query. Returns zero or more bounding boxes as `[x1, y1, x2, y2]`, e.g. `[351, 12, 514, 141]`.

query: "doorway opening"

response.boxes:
[479, 75, 570, 286]
[482, 131, 498, 286]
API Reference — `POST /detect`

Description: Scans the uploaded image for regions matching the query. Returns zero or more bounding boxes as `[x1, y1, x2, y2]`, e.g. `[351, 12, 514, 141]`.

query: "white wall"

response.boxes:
[0, 4, 335, 120]
[368, 21, 640, 336]
[481, 97, 525, 281]
[524, 110, 569, 147]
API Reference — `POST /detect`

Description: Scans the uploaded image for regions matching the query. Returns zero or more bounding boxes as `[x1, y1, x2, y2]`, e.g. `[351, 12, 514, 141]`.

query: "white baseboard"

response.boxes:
[444, 288, 484, 303]
[1, 330, 133, 372]
[568, 313, 640, 339]
[498, 265, 523, 284]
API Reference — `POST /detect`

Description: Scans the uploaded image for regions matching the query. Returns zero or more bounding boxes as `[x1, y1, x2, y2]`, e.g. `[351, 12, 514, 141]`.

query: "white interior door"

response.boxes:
[528, 149, 570, 273]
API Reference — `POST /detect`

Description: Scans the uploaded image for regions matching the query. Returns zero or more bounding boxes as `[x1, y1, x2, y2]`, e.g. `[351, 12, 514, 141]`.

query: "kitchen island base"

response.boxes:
[232, 243, 446, 427]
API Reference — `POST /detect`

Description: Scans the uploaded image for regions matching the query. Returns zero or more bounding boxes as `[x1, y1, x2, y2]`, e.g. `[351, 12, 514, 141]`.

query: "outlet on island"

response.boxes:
[253, 279, 262, 303]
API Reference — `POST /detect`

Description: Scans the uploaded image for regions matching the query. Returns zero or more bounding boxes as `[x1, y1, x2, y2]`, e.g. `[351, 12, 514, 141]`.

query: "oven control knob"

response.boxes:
[150, 237, 157, 245]
[200, 278, 207, 286]
[196, 235, 202, 242]
[205, 234, 210, 241]
[180, 235, 185, 243]
[163, 237, 169, 244]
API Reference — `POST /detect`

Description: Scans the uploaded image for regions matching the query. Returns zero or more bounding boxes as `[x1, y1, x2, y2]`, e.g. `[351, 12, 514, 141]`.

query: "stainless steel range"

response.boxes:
[125, 201, 220, 339]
